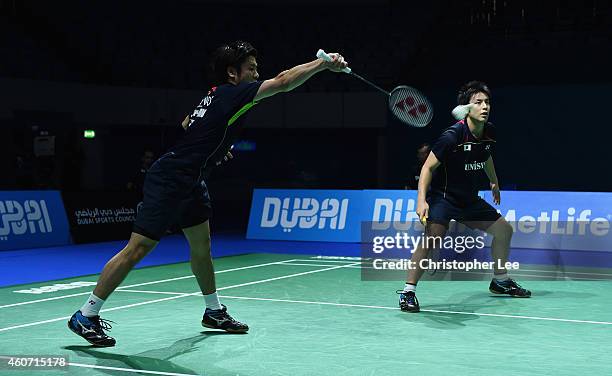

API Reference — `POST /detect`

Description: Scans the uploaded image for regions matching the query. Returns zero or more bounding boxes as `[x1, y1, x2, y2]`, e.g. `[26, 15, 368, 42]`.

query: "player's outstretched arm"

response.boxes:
[254, 53, 347, 102]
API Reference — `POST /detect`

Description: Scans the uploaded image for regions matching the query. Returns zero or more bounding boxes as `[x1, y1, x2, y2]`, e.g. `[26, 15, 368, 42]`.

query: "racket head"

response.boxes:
[388, 85, 433, 128]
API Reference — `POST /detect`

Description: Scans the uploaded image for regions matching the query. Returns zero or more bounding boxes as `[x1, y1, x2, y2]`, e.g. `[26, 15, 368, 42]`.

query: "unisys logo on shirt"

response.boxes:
[465, 161, 485, 171]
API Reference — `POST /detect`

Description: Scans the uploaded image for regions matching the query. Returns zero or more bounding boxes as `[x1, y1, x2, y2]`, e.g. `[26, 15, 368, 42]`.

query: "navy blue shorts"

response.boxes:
[133, 153, 212, 241]
[427, 194, 501, 231]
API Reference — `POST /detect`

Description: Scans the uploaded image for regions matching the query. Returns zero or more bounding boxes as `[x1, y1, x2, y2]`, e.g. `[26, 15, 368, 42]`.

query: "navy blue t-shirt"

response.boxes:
[429, 120, 496, 206]
[167, 80, 263, 176]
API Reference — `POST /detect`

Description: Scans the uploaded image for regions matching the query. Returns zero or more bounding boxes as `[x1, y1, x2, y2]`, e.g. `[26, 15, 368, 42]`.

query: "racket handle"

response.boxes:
[420, 215, 427, 226]
[316, 49, 351, 73]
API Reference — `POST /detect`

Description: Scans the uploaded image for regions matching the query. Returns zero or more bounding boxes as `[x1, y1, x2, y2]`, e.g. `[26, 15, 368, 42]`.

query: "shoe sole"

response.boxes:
[202, 322, 249, 333]
[489, 289, 531, 298]
[67, 321, 116, 347]
[399, 306, 420, 313]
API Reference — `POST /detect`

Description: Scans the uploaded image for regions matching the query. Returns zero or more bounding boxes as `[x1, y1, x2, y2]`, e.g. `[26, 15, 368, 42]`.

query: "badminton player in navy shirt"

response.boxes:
[68, 41, 348, 346]
[398, 81, 531, 313]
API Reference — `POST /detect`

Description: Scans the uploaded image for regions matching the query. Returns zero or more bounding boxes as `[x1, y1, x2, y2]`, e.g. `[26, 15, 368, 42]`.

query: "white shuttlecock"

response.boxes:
[451, 104, 474, 120]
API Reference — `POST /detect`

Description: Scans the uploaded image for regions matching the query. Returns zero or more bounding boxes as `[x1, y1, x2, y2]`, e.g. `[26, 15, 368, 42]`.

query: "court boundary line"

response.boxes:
[4, 257, 609, 310]
[0, 259, 300, 309]
[115, 288, 612, 326]
[117, 289, 185, 295]
[0, 262, 359, 332]
[217, 294, 612, 326]
[281, 262, 612, 280]
[294, 258, 612, 276]
[287, 258, 612, 281]
[67, 361, 197, 376]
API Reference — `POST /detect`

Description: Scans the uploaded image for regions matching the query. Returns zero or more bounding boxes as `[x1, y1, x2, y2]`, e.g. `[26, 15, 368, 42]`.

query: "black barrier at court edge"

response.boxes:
[61, 192, 140, 243]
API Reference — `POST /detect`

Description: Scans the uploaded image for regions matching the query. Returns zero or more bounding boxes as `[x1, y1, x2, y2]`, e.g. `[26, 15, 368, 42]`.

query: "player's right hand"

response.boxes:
[416, 200, 429, 224]
[324, 53, 348, 72]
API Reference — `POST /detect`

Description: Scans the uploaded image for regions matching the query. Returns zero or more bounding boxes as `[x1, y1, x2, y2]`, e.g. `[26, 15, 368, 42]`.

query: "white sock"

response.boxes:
[204, 292, 222, 310]
[403, 283, 417, 293]
[494, 273, 510, 281]
[80, 293, 105, 317]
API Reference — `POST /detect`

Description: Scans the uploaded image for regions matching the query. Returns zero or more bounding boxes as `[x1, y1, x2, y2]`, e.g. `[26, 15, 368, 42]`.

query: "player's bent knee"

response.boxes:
[123, 242, 155, 265]
[493, 220, 513, 240]
[190, 242, 212, 258]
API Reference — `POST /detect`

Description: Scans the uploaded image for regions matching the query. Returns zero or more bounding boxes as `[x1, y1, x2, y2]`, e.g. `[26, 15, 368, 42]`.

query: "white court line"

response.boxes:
[283, 262, 361, 268]
[218, 295, 612, 326]
[214, 262, 359, 292]
[116, 289, 186, 295]
[0, 259, 299, 309]
[282, 262, 612, 280]
[4, 258, 605, 311]
[510, 268, 612, 277]
[0, 356, 196, 376]
[285, 258, 612, 280]
[302, 259, 361, 263]
[68, 361, 197, 376]
[0, 291, 92, 309]
[0, 262, 357, 332]
[0, 294, 193, 332]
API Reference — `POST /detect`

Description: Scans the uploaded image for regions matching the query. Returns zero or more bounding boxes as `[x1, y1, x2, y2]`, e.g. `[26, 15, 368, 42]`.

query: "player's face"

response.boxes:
[468, 92, 490, 122]
[238, 55, 260, 83]
[142, 151, 154, 168]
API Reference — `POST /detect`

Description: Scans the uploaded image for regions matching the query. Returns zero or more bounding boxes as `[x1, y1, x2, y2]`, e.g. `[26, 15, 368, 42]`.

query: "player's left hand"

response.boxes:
[490, 182, 501, 205]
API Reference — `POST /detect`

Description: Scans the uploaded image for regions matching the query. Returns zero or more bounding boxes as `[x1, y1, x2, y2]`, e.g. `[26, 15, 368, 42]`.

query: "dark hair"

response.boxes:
[209, 41, 258, 85]
[457, 81, 491, 105]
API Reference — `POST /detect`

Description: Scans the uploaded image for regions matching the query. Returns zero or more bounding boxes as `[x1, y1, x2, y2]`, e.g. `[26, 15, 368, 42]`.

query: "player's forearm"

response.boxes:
[417, 166, 433, 203]
[181, 115, 190, 130]
[276, 60, 326, 92]
[484, 157, 499, 184]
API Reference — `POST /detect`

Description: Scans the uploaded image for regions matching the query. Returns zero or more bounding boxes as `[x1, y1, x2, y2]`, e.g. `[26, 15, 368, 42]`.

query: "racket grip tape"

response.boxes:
[420, 215, 428, 226]
[316, 49, 351, 73]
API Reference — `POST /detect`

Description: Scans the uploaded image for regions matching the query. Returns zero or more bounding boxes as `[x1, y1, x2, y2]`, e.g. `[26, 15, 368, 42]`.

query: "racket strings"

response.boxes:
[389, 87, 433, 127]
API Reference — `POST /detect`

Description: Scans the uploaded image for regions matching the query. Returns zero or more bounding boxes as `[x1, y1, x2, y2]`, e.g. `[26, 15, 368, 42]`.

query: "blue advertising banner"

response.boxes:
[246, 189, 365, 242]
[479, 191, 612, 252]
[248, 189, 612, 252]
[362, 189, 421, 233]
[0, 191, 71, 250]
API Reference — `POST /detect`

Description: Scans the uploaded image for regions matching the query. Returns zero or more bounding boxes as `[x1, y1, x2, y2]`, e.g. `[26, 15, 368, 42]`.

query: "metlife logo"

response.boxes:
[502, 207, 609, 236]
[0, 191, 71, 250]
[480, 191, 611, 251]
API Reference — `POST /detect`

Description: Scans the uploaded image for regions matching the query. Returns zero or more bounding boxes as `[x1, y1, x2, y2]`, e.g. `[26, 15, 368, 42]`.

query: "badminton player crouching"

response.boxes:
[397, 81, 531, 313]
[68, 41, 348, 346]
